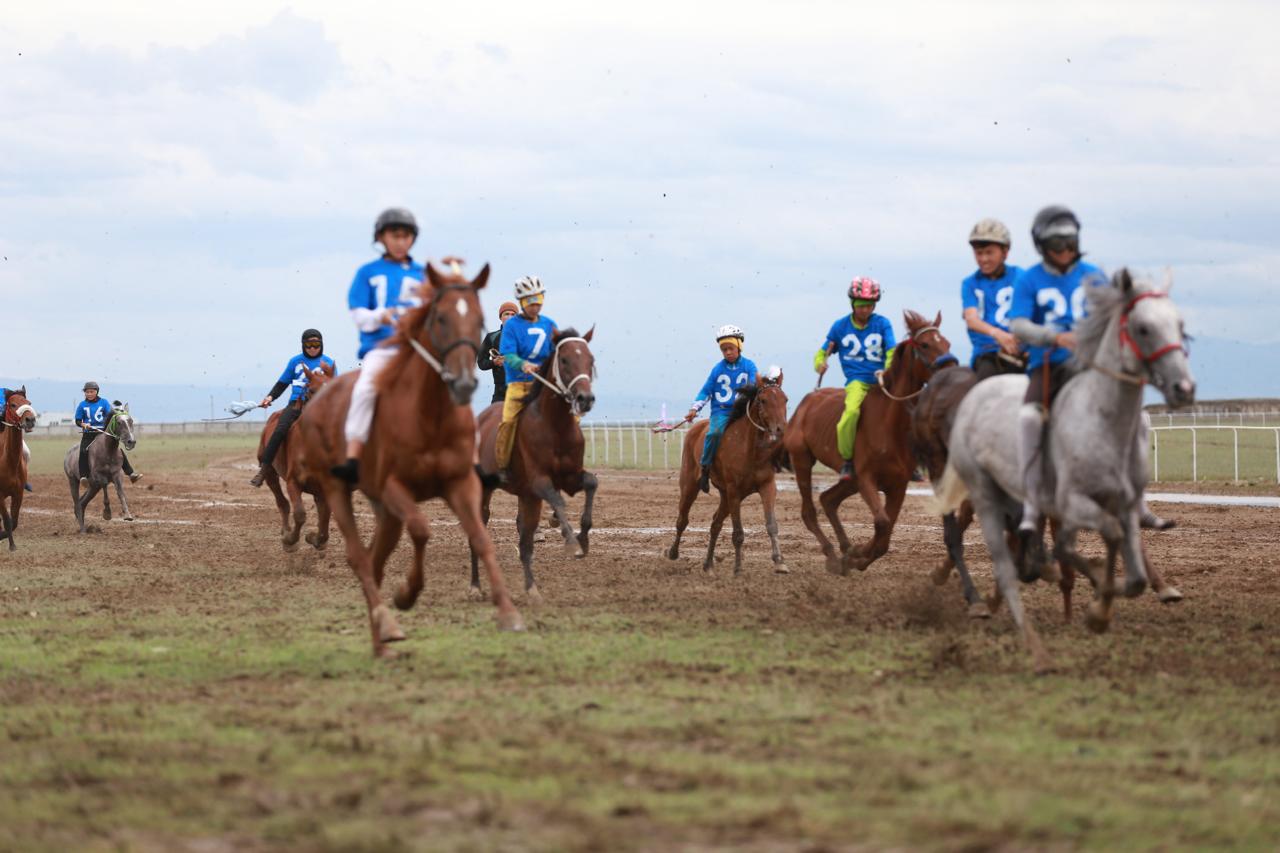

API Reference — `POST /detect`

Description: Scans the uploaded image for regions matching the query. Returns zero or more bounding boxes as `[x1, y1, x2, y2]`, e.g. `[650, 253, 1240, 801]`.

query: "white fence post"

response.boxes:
[1233, 428, 1240, 482]
[1191, 428, 1197, 482]
[1152, 429, 1159, 482]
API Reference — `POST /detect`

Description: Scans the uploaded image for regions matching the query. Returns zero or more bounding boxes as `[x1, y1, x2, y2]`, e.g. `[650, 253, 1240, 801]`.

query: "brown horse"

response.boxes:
[667, 373, 790, 574]
[473, 327, 597, 599]
[291, 261, 524, 658]
[0, 387, 37, 551]
[784, 310, 953, 574]
[258, 363, 336, 551]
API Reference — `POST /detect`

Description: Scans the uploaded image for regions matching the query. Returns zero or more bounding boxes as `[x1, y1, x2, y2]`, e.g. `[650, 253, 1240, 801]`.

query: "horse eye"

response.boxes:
[1136, 324, 1150, 336]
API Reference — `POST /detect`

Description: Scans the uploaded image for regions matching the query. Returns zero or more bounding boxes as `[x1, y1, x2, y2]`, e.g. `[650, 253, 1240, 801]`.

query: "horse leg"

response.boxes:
[793, 454, 838, 572]
[101, 480, 112, 521]
[702, 492, 731, 573]
[818, 478, 858, 562]
[668, 464, 700, 561]
[469, 489, 494, 598]
[326, 485, 403, 658]
[114, 473, 134, 522]
[931, 510, 960, 586]
[1117, 509, 1149, 599]
[0, 502, 13, 552]
[531, 477, 576, 558]
[576, 471, 597, 557]
[516, 494, 544, 600]
[1143, 541, 1183, 603]
[377, 477, 439, 613]
[443, 477, 523, 631]
[307, 491, 331, 550]
[846, 479, 904, 573]
[77, 485, 103, 533]
[1060, 491, 1139, 595]
[759, 478, 787, 574]
[976, 490, 1052, 673]
[1083, 537, 1122, 635]
[947, 504, 990, 619]
[266, 469, 291, 536]
[729, 500, 746, 576]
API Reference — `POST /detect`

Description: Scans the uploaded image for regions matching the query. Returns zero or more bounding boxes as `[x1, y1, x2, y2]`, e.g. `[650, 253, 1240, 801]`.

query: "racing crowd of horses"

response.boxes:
[0, 262, 1195, 671]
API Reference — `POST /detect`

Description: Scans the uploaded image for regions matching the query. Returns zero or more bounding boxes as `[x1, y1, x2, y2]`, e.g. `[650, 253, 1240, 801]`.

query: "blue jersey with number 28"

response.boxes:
[500, 313, 559, 384]
[1008, 261, 1106, 371]
[695, 357, 759, 415]
[824, 313, 896, 384]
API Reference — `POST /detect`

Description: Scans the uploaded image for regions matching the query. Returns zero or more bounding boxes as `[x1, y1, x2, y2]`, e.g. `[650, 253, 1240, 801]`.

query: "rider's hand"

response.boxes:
[994, 329, 1020, 355]
[816, 361, 828, 375]
[684, 410, 697, 423]
[521, 362, 538, 375]
[492, 354, 505, 365]
[260, 396, 273, 408]
[1056, 331, 1078, 350]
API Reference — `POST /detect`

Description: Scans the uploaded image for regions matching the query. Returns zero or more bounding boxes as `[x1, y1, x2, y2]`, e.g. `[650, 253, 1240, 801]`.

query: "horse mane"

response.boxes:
[727, 384, 760, 425]
[524, 327, 581, 406]
[1072, 268, 1143, 369]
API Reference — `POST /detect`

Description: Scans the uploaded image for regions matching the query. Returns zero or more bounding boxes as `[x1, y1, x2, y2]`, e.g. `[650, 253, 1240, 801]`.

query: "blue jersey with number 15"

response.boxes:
[824, 313, 896, 384]
[348, 257, 425, 359]
[1008, 260, 1106, 371]
[695, 357, 759, 415]
[500, 313, 559, 384]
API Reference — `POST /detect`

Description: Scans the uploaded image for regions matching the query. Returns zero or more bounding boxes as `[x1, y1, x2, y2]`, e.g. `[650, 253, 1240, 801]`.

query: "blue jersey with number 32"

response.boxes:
[824, 313, 896, 384]
[695, 357, 759, 415]
[500, 314, 559, 384]
[1008, 261, 1106, 371]
[348, 257, 425, 359]
[961, 265, 1022, 362]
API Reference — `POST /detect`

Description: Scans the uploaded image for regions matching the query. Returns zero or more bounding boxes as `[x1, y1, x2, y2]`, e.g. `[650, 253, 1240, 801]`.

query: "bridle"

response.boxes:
[745, 383, 785, 435]
[1094, 291, 1185, 387]
[2, 395, 36, 431]
[528, 336, 595, 412]
[105, 410, 135, 444]
[406, 283, 482, 380]
[877, 325, 955, 402]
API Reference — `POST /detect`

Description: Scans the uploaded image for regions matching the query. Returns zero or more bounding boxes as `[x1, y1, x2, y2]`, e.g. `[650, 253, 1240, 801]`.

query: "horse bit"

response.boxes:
[527, 337, 594, 409]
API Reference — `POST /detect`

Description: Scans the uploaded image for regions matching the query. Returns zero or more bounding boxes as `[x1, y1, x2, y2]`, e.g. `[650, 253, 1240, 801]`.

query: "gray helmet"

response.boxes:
[373, 207, 419, 241]
[83, 381, 100, 392]
[1031, 205, 1081, 252]
[968, 218, 1011, 248]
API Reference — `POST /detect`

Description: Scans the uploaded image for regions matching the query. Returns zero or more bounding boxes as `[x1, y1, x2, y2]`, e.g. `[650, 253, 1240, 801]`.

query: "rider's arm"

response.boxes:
[963, 307, 1007, 338]
[1009, 317, 1058, 348]
[498, 321, 526, 372]
[264, 380, 290, 403]
[347, 269, 391, 331]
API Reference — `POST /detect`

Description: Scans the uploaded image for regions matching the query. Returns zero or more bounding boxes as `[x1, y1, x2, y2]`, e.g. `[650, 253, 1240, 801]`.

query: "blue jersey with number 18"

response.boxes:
[961, 265, 1022, 362]
[824, 313, 896, 384]
[695, 357, 759, 415]
[1008, 261, 1107, 371]
[499, 313, 559, 384]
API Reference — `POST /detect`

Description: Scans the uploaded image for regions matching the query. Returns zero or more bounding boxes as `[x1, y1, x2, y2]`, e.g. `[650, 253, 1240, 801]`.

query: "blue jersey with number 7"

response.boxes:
[499, 313, 559, 384]
[1008, 261, 1106, 371]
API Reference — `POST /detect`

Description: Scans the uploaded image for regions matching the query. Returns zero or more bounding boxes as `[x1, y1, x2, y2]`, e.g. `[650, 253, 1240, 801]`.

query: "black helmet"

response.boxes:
[1031, 205, 1081, 253]
[83, 381, 100, 392]
[373, 207, 419, 241]
[301, 329, 323, 355]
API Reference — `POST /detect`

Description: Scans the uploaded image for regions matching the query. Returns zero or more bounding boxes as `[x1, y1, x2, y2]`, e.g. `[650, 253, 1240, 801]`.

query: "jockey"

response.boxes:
[815, 277, 896, 481]
[1010, 205, 1174, 543]
[962, 218, 1025, 381]
[1, 388, 33, 492]
[495, 276, 559, 482]
[249, 329, 337, 487]
[331, 208, 424, 484]
[682, 324, 758, 494]
[478, 300, 519, 405]
[75, 381, 140, 488]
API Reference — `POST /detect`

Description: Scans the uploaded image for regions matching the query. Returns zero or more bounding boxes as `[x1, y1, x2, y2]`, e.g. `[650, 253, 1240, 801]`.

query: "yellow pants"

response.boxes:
[496, 382, 533, 469]
[837, 380, 872, 461]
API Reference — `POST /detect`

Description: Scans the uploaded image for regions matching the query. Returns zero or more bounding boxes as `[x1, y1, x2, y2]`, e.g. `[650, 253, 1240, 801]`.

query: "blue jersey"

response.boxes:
[1009, 260, 1107, 371]
[347, 257, 425, 359]
[824, 313, 896, 384]
[961, 264, 1022, 362]
[278, 353, 338, 402]
[694, 357, 759, 415]
[75, 398, 112, 433]
[500, 313, 559, 384]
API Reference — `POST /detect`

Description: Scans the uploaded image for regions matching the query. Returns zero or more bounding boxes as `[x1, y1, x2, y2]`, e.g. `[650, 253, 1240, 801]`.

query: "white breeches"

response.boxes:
[23, 439, 30, 466]
[344, 346, 397, 444]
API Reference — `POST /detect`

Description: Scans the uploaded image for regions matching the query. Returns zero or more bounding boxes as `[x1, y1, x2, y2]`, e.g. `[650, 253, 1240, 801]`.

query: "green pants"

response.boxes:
[837, 380, 872, 461]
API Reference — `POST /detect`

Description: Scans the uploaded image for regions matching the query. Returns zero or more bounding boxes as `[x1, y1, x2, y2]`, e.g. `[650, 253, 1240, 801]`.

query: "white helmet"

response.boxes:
[514, 275, 545, 299]
[716, 324, 745, 342]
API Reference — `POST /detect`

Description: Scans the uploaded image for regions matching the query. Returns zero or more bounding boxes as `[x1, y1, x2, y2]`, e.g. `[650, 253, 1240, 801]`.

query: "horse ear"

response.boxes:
[18, 385, 25, 396]
[933, 311, 942, 328]
[425, 263, 445, 291]
[472, 263, 490, 291]
[324, 361, 335, 376]
[584, 324, 595, 343]
[776, 369, 784, 387]
[1115, 268, 1134, 293]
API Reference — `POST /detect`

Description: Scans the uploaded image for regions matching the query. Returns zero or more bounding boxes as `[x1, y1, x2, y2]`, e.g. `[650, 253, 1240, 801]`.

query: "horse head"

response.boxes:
[1112, 268, 1196, 408]
[301, 361, 336, 401]
[109, 403, 137, 451]
[410, 259, 489, 406]
[902, 310, 954, 373]
[4, 386, 37, 433]
[747, 366, 788, 446]
[544, 326, 596, 417]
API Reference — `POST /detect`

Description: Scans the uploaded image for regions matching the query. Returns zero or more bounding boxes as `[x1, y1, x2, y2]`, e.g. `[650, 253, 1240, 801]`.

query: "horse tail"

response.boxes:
[927, 460, 968, 517]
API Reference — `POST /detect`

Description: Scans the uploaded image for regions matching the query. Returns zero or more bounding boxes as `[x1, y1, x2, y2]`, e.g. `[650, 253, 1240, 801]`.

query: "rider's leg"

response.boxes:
[22, 439, 31, 491]
[251, 404, 301, 487]
[495, 382, 533, 479]
[697, 413, 729, 493]
[1017, 402, 1045, 533]
[333, 346, 397, 484]
[121, 452, 140, 482]
[836, 380, 870, 479]
[78, 433, 97, 487]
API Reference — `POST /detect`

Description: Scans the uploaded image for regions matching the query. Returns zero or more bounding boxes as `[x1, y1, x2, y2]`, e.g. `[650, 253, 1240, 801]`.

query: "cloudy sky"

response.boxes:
[3, 0, 1278, 418]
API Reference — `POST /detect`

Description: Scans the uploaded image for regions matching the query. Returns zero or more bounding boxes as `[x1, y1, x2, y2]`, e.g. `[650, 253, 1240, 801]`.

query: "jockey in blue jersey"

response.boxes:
[682, 324, 758, 493]
[75, 380, 139, 488]
[249, 329, 337, 487]
[331, 208, 425, 484]
[961, 218, 1025, 381]
[1009, 205, 1172, 553]
[495, 275, 560, 482]
[814, 278, 897, 481]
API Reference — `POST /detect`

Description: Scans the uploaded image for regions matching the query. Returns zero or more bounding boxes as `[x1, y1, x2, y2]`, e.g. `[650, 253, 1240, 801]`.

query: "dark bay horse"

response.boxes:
[667, 372, 790, 574]
[258, 362, 336, 551]
[63, 404, 138, 533]
[292, 261, 524, 658]
[1, 388, 38, 551]
[783, 310, 953, 574]
[473, 327, 597, 600]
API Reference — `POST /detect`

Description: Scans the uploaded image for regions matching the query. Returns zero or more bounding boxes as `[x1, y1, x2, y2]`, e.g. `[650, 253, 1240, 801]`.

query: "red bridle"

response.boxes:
[1118, 292, 1184, 365]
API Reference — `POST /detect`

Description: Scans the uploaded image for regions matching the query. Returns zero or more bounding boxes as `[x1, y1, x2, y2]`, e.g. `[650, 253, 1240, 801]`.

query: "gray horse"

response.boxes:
[933, 269, 1194, 672]
[63, 403, 138, 532]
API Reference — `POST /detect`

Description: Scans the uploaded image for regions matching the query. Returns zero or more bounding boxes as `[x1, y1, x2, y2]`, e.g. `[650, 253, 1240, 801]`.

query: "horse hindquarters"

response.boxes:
[668, 424, 705, 561]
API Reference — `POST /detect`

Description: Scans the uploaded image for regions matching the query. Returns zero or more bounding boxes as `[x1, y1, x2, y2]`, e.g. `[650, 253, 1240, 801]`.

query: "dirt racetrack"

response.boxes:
[2, 440, 1278, 850]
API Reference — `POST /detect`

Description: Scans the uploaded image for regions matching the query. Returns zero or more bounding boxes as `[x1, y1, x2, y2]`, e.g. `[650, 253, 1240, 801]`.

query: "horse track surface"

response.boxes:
[2, 447, 1278, 850]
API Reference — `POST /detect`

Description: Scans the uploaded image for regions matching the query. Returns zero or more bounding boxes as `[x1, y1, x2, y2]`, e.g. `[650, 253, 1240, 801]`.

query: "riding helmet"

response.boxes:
[716, 324, 746, 343]
[373, 207, 419, 241]
[514, 275, 545, 300]
[848, 277, 882, 302]
[968, 218, 1012, 248]
[301, 328, 324, 356]
[83, 381, 100, 392]
[1030, 205, 1080, 252]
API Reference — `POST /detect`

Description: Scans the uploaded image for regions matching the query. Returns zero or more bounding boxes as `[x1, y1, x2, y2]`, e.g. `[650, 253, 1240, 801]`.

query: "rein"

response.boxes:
[406, 283, 481, 378]
[528, 336, 594, 409]
[744, 384, 783, 434]
[877, 325, 949, 402]
[1091, 291, 1183, 388]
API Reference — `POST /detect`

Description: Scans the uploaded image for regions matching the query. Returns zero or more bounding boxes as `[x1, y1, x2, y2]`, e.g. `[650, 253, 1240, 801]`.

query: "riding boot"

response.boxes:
[839, 459, 854, 481]
[251, 407, 297, 487]
[248, 465, 270, 488]
[698, 465, 711, 494]
[330, 458, 360, 485]
[1139, 500, 1176, 530]
[78, 433, 94, 488]
[1016, 403, 1048, 574]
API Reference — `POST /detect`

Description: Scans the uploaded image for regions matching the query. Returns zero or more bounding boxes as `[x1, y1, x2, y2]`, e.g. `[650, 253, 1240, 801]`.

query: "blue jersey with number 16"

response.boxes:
[500, 313, 560, 384]
[1008, 260, 1106, 371]
[824, 313, 896, 384]
[695, 357, 759, 415]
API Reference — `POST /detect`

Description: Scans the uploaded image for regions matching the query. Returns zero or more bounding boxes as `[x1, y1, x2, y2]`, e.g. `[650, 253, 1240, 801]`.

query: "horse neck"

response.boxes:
[398, 342, 455, 419]
[2, 421, 22, 464]
[530, 380, 575, 435]
[884, 343, 928, 405]
[1083, 310, 1146, 425]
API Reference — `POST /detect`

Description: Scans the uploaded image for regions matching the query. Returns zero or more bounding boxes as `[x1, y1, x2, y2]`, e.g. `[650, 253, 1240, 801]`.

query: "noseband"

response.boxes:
[528, 337, 595, 409]
[1095, 291, 1185, 387]
[406, 283, 482, 378]
[2, 397, 35, 430]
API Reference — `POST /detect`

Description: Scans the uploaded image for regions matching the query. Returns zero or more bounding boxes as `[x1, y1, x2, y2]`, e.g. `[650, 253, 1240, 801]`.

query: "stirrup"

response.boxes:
[697, 466, 711, 494]
[23, 483, 33, 493]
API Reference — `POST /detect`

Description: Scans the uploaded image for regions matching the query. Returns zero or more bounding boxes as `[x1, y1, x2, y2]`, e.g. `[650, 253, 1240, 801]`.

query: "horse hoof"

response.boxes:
[373, 605, 407, 643]
[666, 546, 679, 561]
[103, 509, 112, 521]
[563, 538, 577, 558]
[1157, 586, 1184, 604]
[967, 601, 992, 620]
[930, 563, 951, 586]
[393, 585, 419, 612]
[774, 563, 790, 575]
[467, 585, 486, 602]
[1085, 605, 1111, 635]
[576, 535, 590, 557]
[533, 529, 546, 543]
[374, 644, 401, 660]
[496, 609, 526, 632]
[123, 515, 134, 522]
[1123, 578, 1147, 599]
[526, 585, 544, 606]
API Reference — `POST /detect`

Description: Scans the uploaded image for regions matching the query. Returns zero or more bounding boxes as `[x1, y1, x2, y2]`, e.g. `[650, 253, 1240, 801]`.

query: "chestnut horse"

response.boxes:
[258, 362, 336, 551]
[667, 372, 790, 574]
[473, 327, 598, 599]
[292, 261, 523, 658]
[0, 387, 38, 551]
[783, 310, 953, 574]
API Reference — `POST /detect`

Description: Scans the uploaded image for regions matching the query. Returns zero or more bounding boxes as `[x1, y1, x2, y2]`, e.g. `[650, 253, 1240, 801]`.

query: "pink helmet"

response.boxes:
[848, 277, 881, 302]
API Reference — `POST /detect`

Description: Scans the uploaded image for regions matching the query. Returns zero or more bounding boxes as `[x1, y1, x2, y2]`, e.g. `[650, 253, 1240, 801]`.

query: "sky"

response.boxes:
[3, 1, 1278, 421]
